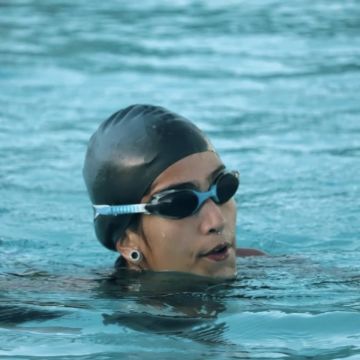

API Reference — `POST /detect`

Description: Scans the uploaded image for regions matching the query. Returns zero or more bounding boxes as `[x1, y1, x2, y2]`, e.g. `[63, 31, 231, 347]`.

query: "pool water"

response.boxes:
[1, 0, 360, 359]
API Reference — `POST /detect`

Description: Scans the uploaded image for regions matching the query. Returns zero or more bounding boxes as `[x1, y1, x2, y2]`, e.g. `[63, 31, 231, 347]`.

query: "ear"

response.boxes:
[115, 228, 147, 269]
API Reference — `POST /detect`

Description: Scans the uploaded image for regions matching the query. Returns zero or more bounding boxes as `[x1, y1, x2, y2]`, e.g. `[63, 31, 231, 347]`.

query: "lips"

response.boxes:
[199, 242, 231, 262]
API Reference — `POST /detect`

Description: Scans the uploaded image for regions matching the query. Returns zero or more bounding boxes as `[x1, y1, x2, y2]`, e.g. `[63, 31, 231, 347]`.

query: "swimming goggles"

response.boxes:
[93, 170, 239, 220]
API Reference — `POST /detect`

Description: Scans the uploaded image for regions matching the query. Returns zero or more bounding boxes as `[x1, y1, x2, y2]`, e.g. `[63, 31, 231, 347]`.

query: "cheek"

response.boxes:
[224, 200, 237, 224]
[141, 217, 194, 259]
[142, 217, 204, 273]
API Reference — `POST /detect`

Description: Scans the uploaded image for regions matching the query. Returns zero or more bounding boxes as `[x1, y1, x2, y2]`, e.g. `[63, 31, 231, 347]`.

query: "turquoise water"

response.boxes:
[1, 0, 360, 358]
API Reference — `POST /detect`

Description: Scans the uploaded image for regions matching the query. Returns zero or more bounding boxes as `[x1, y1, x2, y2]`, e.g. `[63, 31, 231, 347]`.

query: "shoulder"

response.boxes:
[236, 248, 266, 257]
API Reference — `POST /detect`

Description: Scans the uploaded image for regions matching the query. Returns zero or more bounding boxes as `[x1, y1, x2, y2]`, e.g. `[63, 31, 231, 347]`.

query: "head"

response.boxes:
[83, 105, 238, 279]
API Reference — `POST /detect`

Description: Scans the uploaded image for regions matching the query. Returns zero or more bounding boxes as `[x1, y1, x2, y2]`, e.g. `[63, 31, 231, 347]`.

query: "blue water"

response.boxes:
[1, 0, 360, 359]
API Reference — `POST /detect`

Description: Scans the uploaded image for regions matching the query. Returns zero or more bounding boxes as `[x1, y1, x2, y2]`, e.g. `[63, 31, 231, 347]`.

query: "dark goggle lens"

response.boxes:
[215, 172, 239, 204]
[148, 191, 199, 218]
[147, 171, 239, 218]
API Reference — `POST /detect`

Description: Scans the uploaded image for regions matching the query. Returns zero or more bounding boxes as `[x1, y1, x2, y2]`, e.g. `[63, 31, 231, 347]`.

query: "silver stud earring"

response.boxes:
[129, 249, 143, 264]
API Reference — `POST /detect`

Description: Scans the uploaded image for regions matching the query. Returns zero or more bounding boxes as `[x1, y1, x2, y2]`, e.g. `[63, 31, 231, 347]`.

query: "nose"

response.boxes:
[198, 199, 225, 235]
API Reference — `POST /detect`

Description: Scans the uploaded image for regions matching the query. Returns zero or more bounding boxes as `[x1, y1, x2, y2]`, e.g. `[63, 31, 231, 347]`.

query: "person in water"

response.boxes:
[83, 104, 263, 279]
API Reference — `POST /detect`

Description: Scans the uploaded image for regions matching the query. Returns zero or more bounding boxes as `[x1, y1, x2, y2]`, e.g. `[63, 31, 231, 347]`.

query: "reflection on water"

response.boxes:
[0, 305, 65, 326]
[1, 256, 359, 356]
[99, 271, 230, 344]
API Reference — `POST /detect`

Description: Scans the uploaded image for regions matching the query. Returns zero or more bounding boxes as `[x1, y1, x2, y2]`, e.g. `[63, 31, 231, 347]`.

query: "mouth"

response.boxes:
[199, 242, 231, 262]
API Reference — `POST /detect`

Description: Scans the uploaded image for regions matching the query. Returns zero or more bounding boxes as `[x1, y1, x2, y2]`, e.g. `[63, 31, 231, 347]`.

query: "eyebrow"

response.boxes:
[152, 164, 226, 194]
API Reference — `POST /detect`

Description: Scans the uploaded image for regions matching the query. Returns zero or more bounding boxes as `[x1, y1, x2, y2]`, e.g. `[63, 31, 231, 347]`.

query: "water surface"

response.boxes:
[1, 0, 360, 359]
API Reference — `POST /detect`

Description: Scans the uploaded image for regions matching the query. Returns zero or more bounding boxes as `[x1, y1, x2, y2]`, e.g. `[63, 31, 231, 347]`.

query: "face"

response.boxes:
[120, 151, 237, 279]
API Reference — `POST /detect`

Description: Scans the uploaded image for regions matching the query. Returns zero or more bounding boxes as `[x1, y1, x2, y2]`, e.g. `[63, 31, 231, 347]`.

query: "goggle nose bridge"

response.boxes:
[192, 182, 220, 213]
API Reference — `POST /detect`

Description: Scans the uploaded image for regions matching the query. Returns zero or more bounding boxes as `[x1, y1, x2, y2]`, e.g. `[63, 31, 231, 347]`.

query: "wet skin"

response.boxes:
[117, 151, 238, 279]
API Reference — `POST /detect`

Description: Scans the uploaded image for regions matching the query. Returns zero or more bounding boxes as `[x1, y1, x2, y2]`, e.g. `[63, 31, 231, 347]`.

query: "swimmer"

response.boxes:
[83, 104, 264, 279]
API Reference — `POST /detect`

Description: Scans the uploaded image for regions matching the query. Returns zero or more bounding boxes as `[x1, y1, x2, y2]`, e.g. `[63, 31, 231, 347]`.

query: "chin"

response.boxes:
[197, 251, 237, 280]
[212, 267, 237, 280]
[194, 262, 237, 280]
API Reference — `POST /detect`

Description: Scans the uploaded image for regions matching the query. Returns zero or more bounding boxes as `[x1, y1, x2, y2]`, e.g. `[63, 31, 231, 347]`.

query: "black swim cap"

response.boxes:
[83, 104, 215, 251]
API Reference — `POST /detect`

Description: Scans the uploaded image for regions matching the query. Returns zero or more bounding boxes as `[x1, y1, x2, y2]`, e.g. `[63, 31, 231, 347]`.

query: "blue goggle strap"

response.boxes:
[93, 204, 148, 219]
[93, 180, 223, 219]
